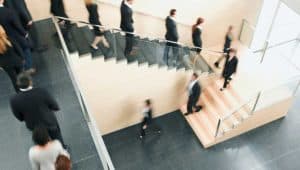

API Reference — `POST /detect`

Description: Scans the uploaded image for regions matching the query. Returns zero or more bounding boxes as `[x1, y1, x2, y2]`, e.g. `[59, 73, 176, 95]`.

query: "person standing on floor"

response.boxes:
[192, 17, 205, 54]
[139, 99, 160, 139]
[85, 0, 110, 50]
[0, 25, 24, 92]
[220, 48, 238, 91]
[4, 0, 48, 52]
[214, 25, 234, 68]
[120, 0, 136, 57]
[10, 73, 67, 148]
[0, 0, 36, 74]
[185, 73, 202, 116]
[29, 126, 69, 170]
[164, 9, 179, 66]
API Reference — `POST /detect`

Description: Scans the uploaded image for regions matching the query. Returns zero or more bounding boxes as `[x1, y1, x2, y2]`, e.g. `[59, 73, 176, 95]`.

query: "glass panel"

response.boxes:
[239, 20, 256, 48]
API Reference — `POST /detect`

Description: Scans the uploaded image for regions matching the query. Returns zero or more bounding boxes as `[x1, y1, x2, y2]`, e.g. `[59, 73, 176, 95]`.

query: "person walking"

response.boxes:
[164, 9, 179, 66]
[220, 48, 238, 91]
[214, 25, 234, 68]
[0, 0, 36, 74]
[85, 0, 110, 50]
[0, 25, 24, 92]
[192, 17, 205, 54]
[120, 0, 136, 58]
[10, 73, 67, 147]
[184, 73, 202, 116]
[29, 126, 69, 170]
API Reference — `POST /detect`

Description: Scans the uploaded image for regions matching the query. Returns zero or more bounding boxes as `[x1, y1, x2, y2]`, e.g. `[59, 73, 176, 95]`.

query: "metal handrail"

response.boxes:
[253, 38, 299, 53]
[52, 16, 115, 170]
[54, 16, 225, 54]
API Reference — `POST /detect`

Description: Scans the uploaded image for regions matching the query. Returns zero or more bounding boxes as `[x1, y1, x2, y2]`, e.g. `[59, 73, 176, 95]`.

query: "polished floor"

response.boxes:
[104, 90, 300, 170]
[0, 19, 102, 170]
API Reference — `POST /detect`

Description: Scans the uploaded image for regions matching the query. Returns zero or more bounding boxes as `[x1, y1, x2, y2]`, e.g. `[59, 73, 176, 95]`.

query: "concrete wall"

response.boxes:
[26, 0, 262, 47]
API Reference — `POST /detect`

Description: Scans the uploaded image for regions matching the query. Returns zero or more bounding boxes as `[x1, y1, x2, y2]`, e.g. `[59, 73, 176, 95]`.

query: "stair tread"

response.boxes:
[71, 26, 91, 56]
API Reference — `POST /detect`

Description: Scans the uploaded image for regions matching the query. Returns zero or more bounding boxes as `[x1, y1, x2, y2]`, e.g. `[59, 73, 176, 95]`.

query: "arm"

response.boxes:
[10, 11, 27, 36]
[43, 89, 60, 111]
[29, 149, 40, 170]
[11, 39, 25, 61]
[12, 1, 33, 25]
[10, 98, 24, 121]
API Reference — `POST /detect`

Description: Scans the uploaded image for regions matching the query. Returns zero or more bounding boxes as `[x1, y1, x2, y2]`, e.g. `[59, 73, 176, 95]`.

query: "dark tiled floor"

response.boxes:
[103, 91, 300, 170]
[0, 19, 102, 170]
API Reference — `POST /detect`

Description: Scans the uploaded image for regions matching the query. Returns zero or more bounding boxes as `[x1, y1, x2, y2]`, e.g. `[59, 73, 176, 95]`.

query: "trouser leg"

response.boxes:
[163, 45, 170, 65]
[125, 33, 133, 56]
[187, 97, 193, 113]
[172, 45, 179, 64]
[140, 118, 147, 137]
[23, 48, 33, 70]
[223, 76, 230, 88]
[3, 66, 21, 92]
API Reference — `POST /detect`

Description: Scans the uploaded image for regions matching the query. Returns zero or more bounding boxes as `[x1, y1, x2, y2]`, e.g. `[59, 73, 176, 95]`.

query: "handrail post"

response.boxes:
[215, 119, 222, 138]
[293, 80, 300, 96]
[250, 92, 262, 114]
[259, 41, 269, 64]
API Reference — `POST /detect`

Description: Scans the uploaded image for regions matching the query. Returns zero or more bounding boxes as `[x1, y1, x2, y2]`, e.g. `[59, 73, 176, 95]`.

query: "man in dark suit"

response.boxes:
[4, 0, 48, 52]
[120, 0, 136, 57]
[10, 73, 66, 148]
[0, 0, 36, 74]
[220, 48, 238, 91]
[164, 9, 179, 66]
[185, 73, 202, 116]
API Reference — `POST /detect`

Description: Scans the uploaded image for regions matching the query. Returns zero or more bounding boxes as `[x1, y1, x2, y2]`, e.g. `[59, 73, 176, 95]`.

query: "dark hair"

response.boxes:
[56, 155, 71, 170]
[145, 99, 151, 106]
[32, 126, 50, 146]
[229, 48, 237, 54]
[192, 17, 204, 32]
[17, 73, 32, 89]
[192, 72, 199, 78]
[170, 9, 176, 16]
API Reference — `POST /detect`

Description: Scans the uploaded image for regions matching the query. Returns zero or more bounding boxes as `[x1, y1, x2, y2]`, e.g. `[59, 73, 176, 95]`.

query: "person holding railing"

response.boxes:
[85, 0, 110, 50]
[220, 48, 238, 91]
[214, 25, 234, 68]
[120, 0, 136, 57]
[164, 9, 179, 66]
[192, 17, 204, 54]
[184, 73, 202, 116]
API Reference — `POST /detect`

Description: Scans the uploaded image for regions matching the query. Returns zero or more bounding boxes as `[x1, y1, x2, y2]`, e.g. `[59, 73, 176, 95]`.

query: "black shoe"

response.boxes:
[220, 88, 224, 91]
[195, 106, 202, 112]
[214, 62, 219, 68]
[184, 112, 191, 116]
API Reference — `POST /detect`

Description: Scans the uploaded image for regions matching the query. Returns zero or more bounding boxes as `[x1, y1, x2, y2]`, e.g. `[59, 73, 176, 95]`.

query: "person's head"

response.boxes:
[126, 0, 134, 5]
[196, 17, 205, 26]
[17, 73, 33, 89]
[0, 25, 11, 54]
[144, 99, 151, 107]
[0, 0, 4, 5]
[55, 155, 71, 170]
[32, 126, 50, 146]
[191, 72, 198, 81]
[228, 48, 237, 57]
[84, 0, 94, 5]
[228, 25, 233, 32]
[170, 9, 177, 17]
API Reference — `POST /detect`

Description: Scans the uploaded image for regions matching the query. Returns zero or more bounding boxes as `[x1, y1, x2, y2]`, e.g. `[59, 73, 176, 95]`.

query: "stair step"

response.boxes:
[80, 26, 104, 59]
[71, 26, 91, 57]
[139, 38, 157, 66]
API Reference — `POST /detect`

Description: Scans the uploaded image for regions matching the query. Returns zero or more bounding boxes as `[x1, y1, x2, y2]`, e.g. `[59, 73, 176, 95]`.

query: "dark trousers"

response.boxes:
[163, 43, 179, 65]
[48, 126, 66, 148]
[187, 97, 199, 114]
[125, 33, 134, 56]
[3, 66, 22, 92]
[140, 117, 149, 137]
[23, 48, 33, 70]
[223, 76, 232, 88]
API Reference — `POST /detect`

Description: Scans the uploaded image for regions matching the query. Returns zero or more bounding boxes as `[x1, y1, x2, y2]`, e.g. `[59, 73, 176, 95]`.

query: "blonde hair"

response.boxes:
[0, 25, 12, 54]
[84, 0, 94, 5]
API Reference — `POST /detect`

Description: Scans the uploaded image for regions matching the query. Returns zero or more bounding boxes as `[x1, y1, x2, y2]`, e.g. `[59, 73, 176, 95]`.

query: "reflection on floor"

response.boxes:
[0, 19, 102, 170]
[103, 91, 300, 170]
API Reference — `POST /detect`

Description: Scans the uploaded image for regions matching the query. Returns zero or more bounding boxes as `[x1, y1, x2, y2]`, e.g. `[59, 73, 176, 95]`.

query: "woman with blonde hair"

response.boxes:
[85, 0, 110, 50]
[0, 25, 24, 92]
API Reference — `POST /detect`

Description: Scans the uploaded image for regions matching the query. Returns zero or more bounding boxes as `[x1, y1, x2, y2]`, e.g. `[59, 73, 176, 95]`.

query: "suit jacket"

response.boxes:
[0, 39, 24, 68]
[50, 0, 68, 18]
[86, 3, 101, 25]
[165, 16, 179, 42]
[10, 88, 60, 130]
[0, 6, 29, 49]
[189, 82, 201, 102]
[120, 1, 134, 32]
[192, 27, 202, 48]
[4, 0, 32, 29]
[223, 56, 238, 77]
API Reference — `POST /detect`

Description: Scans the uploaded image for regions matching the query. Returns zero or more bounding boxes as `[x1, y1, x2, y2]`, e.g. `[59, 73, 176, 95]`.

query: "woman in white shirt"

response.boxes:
[29, 126, 69, 170]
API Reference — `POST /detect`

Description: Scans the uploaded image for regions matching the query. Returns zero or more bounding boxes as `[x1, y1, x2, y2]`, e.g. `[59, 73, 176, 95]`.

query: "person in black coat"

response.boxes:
[192, 17, 205, 54]
[163, 9, 179, 66]
[0, 1, 35, 74]
[0, 25, 24, 92]
[85, 0, 110, 50]
[214, 25, 234, 68]
[10, 73, 66, 148]
[185, 73, 202, 116]
[4, 0, 48, 52]
[120, 0, 135, 57]
[220, 48, 238, 91]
